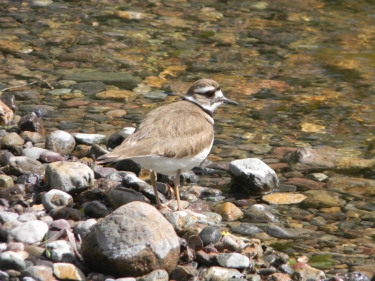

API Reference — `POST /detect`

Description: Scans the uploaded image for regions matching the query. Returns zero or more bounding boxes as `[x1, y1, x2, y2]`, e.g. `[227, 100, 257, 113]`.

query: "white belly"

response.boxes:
[131, 147, 211, 176]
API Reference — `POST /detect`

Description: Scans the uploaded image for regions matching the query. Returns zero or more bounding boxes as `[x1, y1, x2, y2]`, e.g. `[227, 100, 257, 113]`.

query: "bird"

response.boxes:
[97, 78, 238, 211]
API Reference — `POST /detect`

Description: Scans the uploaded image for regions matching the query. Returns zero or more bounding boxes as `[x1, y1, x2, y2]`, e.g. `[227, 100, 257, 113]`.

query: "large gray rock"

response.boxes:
[229, 158, 279, 194]
[45, 161, 94, 193]
[81, 201, 179, 277]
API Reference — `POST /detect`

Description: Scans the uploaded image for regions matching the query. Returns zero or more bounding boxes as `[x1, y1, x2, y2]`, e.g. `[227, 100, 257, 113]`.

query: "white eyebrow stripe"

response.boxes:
[194, 85, 216, 93]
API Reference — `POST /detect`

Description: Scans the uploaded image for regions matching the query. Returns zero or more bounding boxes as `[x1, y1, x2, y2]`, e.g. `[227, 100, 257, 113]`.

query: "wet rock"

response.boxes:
[57, 70, 141, 89]
[53, 262, 86, 281]
[283, 178, 324, 191]
[1, 132, 24, 154]
[262, 193, 307, 205]
[229, 222, 263, 236]
[20, 265, 55, 281]
[39, 151, 65, 163]
[21, 147, 48, 160]
[81, 201, 179, 276]
[46, 240, 75, 263]
[70, 81, 106, 95]
[71, 133, 107, 145]
[261, 223, 313, 239]
[45, 130, 76, 156]
[243, 204, 279, 223]
[42, 189, 73, 212]
[302, 190, 346, 209]
[9, 156, 46, 176]
[45, 161, 94, 193]
[292, 263, 325, 281]
[218, 202, 244, 221]
[9, 221, 48, 244]
[0, 251, 26, 271]
[216, 253, 250, 268]
[326, 177, 375, 196]
[84, 201, 109, 218]
[202, 266, 243, 280]
[287, 146, 336, 171]
[229, 158, 279, 194]
[18, 112, 45, 136]
[0, 100, 14, 125]
[198, 226, 221, 245]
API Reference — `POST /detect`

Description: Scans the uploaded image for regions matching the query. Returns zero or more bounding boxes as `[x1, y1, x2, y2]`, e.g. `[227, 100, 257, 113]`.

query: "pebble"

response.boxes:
[219, 202, 244, 221]
[45, 130, 76, 156]
[9, 220, 48, 244]
[45, 161, 94, 193]
[229, 158, 279, 194]
[216, 253, 250, 268]
[42, 189, 73, 212]
[46, 240, 75, 263]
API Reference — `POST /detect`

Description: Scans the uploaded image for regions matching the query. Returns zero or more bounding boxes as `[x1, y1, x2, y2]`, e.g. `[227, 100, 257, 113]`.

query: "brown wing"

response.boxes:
[97, 101, 214, 163]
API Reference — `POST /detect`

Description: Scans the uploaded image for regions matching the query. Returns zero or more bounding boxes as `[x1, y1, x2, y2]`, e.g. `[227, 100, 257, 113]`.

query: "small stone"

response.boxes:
[219, 202, 244, 221]
[198, 227, 221, 245]
[42, 189, 73, 212]
[20, 265, 55, 281]
[302, 190, 346, 209]
[216, 253, 250, 268]
[262, 193, 307, 205]
[18, 112, 45, 136]
[0, 100, 14, 125]
[9, 156, 46, 176]
[84, 201, 109, 218]
[107, 127, 135, 149]
[0, 175, 14, 190]
[10, 221, 48, 244]
[74, 219, 97, 239]
[95, 89, 136, 101]
[46, 240, 75, 263]
[0, 251, 26, 271]
[45, 130, 76, 156]
[229, 158, 279, 194]
[21, 147, 48, 161]
[39, 151, 65, 163]
[1, 132, 24, 154]
[203, 266, 243, 280]
[70, 81, 106, 95]
[0, 211, 19, 223]
[292, 263, 325, 281]
[53, 263, 86, 281]
[45, 161, 94, 193]
[71, 133, 107, 145]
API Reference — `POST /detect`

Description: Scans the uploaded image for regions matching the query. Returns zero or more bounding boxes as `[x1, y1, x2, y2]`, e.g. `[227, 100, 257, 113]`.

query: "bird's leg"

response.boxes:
[174, 169, 182, 211]
[150, 170, 163, 208]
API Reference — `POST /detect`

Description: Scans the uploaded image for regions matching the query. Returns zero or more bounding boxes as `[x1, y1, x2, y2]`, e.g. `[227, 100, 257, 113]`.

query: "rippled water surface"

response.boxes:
[1, 0, 375, 276]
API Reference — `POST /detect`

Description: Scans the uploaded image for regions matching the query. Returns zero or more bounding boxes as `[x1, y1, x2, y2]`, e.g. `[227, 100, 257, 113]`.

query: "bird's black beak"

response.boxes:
[223, 97, 238, 105]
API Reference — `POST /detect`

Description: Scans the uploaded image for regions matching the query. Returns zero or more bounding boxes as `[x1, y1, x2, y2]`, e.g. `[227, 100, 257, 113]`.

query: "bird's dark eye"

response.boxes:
[204, 91, 215, 98]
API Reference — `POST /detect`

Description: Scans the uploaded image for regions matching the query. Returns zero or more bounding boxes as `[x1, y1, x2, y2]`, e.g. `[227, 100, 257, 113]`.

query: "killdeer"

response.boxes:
[97, 79, 238, 210]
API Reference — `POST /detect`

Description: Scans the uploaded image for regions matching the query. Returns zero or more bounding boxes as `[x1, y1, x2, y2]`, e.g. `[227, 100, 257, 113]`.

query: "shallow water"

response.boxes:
[1, 0, 375, 275]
